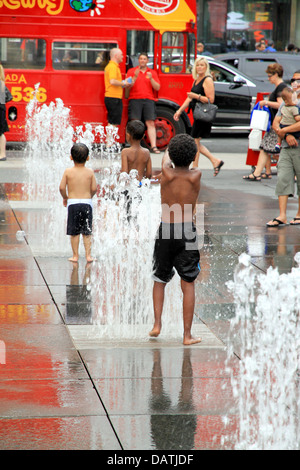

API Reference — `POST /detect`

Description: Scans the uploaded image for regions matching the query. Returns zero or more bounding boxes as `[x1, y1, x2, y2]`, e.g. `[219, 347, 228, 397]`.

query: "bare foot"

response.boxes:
[183, 336, 202, 346]
[149, 326, 161, 337]
[68, 256, 78, 262]
[86, 257, 94, 263]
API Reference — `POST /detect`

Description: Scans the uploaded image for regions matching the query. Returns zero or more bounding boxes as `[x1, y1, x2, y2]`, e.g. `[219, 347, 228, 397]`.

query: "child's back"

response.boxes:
[62, 165, 96, 200]
[121, 120, 152, 181]
[161, 165, 200, 223]
[121, 145, 151, 181]
[160, 135, 201, 223]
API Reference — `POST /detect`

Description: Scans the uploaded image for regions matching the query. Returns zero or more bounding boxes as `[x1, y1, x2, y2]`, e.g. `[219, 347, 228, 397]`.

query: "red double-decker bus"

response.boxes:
[0, 0, 197, 148]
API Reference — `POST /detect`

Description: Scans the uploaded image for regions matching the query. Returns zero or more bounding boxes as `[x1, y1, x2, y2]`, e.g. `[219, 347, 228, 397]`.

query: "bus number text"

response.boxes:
[10, 86, 47, 103]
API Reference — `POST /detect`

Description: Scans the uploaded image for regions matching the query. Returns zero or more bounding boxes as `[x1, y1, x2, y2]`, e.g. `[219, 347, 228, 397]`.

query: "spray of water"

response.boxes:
[89, 169, 182, 338]
[227, 252, 300, 449]
[24, 94, 183, 339]
[24, 90, 118, 255]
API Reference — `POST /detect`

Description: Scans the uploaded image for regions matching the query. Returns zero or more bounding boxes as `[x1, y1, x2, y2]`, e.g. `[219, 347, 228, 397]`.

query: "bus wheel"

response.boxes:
[147, 106, 186, 151]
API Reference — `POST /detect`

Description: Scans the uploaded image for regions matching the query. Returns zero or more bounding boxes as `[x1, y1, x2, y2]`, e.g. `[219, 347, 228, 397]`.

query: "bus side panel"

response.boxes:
[5, 64, 130, 144]
[158, 73, 194, 112]
[48, 70, 128, 142]
[48, 70, 105, 131]
[5, 69, 50, 142]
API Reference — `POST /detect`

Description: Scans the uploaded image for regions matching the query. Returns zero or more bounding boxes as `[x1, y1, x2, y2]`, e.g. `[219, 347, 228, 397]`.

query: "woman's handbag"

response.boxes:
[5, 87, 13, 103]
[193, 99, 218, 123]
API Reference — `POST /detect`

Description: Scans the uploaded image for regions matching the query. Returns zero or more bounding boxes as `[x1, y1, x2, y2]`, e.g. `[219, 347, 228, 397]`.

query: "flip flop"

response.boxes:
[266, 218, 288, 227]
[290, 217, 300, 225]
[213, 160, 224, 176]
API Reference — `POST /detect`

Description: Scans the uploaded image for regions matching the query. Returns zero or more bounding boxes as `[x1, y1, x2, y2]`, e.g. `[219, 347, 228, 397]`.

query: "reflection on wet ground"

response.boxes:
[0, 153, 299, 449]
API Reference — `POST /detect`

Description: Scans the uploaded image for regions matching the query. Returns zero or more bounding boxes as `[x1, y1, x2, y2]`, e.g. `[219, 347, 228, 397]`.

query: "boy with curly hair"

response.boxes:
[150, 134, 202, 345]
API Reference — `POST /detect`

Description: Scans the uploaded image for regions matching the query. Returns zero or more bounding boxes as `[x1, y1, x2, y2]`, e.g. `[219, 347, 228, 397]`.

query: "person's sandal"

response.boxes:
[261, 173, 272, 179]
[243, 172, 261, 181]
[213, 160, 224, 176]
[150, 147, 161, 154]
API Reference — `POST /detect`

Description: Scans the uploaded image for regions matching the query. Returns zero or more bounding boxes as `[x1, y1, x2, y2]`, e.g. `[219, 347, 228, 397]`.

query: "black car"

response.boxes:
[214, 51, 300, 83]
[154, 56, 273, 137]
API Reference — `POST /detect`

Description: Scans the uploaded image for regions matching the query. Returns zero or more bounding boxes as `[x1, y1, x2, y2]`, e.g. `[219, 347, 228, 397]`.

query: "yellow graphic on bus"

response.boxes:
[0, 0, 64, 16]
[129, 0, 195, 33]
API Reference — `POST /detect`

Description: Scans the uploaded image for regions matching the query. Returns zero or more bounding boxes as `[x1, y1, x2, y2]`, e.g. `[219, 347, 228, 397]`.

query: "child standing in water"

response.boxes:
[59, 143, 97, 262]
[150, 134, 202, 345]
[121, 119, 152, 181]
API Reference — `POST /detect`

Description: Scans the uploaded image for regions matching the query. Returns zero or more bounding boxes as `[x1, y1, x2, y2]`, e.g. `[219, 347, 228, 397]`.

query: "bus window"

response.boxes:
[161, 32, 194, 74]
[126, 31, 155, 69]
[0, 38, 46, 69]
[52, 42, 117, 70]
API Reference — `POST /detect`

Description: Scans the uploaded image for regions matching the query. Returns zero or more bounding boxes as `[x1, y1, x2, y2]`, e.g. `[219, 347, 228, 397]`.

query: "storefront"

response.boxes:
[197, 0, 299, 53]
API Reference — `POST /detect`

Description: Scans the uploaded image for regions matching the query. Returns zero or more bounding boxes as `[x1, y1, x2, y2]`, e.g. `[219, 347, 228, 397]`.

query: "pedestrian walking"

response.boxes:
[243, 63, 286, 181]
[174, 57, 223, 176]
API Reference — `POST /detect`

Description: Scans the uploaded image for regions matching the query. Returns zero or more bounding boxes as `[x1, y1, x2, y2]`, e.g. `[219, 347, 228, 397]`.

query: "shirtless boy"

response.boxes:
[121, 120, 152, 181]
[59, 143, 97, 262]
[150, 134, 202, 345]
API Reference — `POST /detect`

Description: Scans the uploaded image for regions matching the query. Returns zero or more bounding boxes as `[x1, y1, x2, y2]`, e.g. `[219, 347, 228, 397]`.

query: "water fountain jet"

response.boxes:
[24, 95, 184, 340]
[227, 253, 300, 449]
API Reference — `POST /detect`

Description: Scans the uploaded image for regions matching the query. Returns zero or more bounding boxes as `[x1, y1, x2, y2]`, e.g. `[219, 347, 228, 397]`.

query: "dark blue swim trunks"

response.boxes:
[67, 203, 93, 236]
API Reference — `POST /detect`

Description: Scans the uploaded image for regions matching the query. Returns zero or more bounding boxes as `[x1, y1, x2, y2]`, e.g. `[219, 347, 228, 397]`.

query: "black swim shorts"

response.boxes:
[104, 97, 123, 125]
[152, 222, 200, 283]
[67, 203, 93, 236]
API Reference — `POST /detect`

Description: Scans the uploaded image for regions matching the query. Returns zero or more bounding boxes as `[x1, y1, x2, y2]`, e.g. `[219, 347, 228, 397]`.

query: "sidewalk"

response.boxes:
[0, 147, 297, 451]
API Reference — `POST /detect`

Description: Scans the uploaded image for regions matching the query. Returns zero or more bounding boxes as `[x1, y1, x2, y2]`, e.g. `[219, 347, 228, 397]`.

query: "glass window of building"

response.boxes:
[197, 0, 292, 52]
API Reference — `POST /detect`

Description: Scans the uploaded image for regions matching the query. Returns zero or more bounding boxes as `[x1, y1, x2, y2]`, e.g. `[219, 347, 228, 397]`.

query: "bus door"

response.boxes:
[155, 31, 196, 149]
[126, 30, 196, 149]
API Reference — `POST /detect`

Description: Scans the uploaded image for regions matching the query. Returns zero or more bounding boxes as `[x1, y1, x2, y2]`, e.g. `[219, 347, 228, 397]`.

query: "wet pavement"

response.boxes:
[0, 146, 299, 451]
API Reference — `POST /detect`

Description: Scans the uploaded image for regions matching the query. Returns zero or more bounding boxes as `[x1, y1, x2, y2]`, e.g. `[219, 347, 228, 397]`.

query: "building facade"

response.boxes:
[197, 0, 300, 53]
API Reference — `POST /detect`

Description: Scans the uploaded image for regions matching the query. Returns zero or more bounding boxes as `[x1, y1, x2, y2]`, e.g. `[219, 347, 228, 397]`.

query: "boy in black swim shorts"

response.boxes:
[150, 134, 202, 345]
[59, 143, 97, 262]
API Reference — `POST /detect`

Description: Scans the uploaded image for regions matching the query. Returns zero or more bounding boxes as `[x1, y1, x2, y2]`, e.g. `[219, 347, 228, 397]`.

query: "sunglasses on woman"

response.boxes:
[290, 78, 300, 83]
